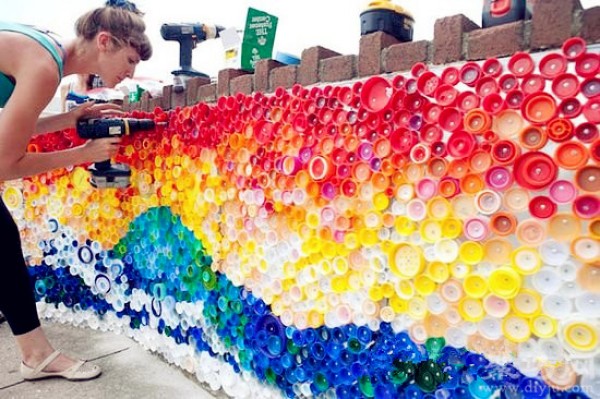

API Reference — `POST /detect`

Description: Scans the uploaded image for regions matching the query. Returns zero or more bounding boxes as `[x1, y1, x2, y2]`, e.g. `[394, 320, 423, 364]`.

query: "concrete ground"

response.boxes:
[0, 320, 219, 399]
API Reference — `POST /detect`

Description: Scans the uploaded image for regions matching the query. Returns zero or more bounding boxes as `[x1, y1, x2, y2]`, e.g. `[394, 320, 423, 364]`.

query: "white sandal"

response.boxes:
[20, 350, 102, 381]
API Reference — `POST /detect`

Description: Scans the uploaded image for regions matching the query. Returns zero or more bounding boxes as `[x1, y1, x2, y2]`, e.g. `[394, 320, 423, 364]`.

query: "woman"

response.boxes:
[0, 0, 151, 381]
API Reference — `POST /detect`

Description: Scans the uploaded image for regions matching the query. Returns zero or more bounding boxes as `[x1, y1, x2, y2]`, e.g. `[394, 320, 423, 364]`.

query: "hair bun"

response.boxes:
[105, 0, 141, 14]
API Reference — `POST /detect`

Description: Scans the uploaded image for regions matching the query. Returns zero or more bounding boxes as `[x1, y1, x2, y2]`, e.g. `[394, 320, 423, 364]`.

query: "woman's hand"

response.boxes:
[69, 101, 124, 125]
[79, 137, 122, 163]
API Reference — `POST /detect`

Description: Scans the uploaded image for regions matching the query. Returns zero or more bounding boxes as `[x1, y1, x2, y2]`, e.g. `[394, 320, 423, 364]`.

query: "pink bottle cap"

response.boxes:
[581, 77, 600, 99]
[508, 52, 535, 77]
[447, 131, 476, 159]
[583, 98, 600, 124]
[464, 218, 489, 241]
[457, 91, 480, 112]
[549, 180, 577, 204]
[505, 89, 525, 109]
[573, 195, 600, 219]
[575, 122, 599, 143]
[559, 97, 583, 119]
[539, 53, 568, 79]
[416, 178, 437, 200]
[485, 166, 514, 191]
[552, 73, 580, 99]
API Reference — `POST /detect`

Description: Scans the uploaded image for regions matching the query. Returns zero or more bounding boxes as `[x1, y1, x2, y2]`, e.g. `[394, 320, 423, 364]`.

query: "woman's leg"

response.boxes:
[0, 198, 79, 372]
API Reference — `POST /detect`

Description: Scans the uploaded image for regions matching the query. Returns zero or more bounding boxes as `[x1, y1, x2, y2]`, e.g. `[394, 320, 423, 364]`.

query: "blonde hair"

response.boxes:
[75, 5, 152, 61]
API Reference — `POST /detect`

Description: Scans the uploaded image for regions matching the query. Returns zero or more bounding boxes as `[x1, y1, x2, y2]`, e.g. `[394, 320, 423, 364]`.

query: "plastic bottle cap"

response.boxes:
[531, 315, 558, 339]
[512, 247, 542, 275]
[519, 125, 548, 150]
[489, 267, 521, 299]
[483, 57, 503, 77]
[575, 52, 600, 77]
[459, 298, 485, 322]
[539, 240, 570, 266]
[439, 107, 463, 132]
[583, 97, 600, 123]
[573, 195, 600, 219]
[493, 109, 524, 139]
[464, 109, 492, 134]
[463, 274, 488, 298]
[476, 76, 499, 97]
[360, 76, 392, 112]
[575, 293, 600, 317]
[504, 187, 530, 212]
[499, 74, 519, 92]
[528, 196, 557, 219]
[522, 93, 557, 124]
[478, 316, 502, 340]
[445, 326, 467, 348]
[475, 190, 502, 215]
[484, 166, 513, 191]
[539, 53, 568, 79]
[484, 238, 512, 265]
[426, 292, 448, 314]
[407, 198, 427, 221]
[503, 315, 531, 343]
[513, 152, 558, 190]
[575, 165, 600, 192]
[460, 62, 482, 86]
[390, 243, 423, 278]
[532, 268, 562, 294]
[563, 321, 598, 352]
[542, 295, 572, 319]
[515, 218, 546, 246]
[416, 178, 437, 200]
[572, 236, 600, 262]
[559, 97, 583, 118]
[562, 37, 587, 60]
[549, 180, 578, 204]
[491, 140, 519, 165]
[522, 74, 546, 95]
[509, 52, 535, 77]
[420, 219, 442, 243]
[512, 289, 541, 318]
[552, 73, 580, 99]
[441, 279, 463, 303]
[427, 196, 451, 220]
[447, 131, 475, 159]
[459, 241, 484, 265]
[581, 77, 600, 99]
[464, 218, 489, 241]
[481, 93, 505, 114]
[470, 150, 492, 174]
[577, 264, 600, 294]
[441, 218, 462, 239]
[576, 122, 599, 143]
[482, 294, 509, 319]
[417, 71, 441, 96]
[548, 214, 581, 241]
[457, 91, 480, 112]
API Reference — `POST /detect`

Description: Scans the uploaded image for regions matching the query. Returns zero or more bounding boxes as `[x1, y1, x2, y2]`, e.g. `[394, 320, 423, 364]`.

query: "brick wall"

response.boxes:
[123, 0, 599, 112]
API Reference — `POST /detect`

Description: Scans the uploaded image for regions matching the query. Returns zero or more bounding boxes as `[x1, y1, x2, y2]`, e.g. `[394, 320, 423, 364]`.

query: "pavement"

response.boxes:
[0, 319, 220, 399]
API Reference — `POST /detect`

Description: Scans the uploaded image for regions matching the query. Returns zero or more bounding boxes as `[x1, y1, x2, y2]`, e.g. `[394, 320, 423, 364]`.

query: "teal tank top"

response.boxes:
[0, 22, 65, 107]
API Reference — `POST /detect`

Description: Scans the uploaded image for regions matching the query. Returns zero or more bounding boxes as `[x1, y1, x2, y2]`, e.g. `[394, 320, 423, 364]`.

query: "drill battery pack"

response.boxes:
[482, 0, 531, 28]
[360, 0, 414, 43]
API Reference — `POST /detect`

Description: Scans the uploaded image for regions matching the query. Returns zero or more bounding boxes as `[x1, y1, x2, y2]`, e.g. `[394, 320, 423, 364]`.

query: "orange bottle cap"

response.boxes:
[522, 92, 557, 124]
[554, 141, 589, 170]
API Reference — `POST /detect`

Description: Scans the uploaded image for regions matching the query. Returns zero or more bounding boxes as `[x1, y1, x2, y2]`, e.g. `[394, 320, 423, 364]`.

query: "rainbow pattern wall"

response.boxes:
[2, 37, 600, 398]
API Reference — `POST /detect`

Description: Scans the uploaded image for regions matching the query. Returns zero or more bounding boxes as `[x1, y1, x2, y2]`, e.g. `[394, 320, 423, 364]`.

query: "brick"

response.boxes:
[359, 32, 399, 77]
[433, 14, 479, 64]
[383, 40, 430, 73]
[140, 91, 150, 112]
[582, 6, 600, 43]
[254, 59, 284, 93]
[171, 89, 186, 108]
[270, 65, 297, 92]
[217, 69, 251, 97]
[231, 74, 254, 95]
[197, 83, 217, 104]
[298, 46, 340, 86]
[148, 96, 163, 111]
[531, 0, 582, 49]
[161, 85, 172, 110]
[185, 77, 210, 106]
[467, 21, 526, 60]
[320, 55, 357, 83]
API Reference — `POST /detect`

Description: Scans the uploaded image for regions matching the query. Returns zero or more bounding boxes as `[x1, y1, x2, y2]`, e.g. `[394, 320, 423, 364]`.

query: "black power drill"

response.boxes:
[76, 118, 155, 189]
[160, 23, 225, 92]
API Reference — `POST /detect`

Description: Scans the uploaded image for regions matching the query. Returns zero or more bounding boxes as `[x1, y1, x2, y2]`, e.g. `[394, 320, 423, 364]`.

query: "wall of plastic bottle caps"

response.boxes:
[1, 36, 599, 398]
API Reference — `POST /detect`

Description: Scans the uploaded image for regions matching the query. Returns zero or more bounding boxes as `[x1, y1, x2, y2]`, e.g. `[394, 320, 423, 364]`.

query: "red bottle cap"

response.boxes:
[521, 74, 545, 95]
[447, 131, 476, 159]
[476, 76, 500, 97]
[505, 89, 525, 109]
[457, 91, 481, 112]
[547, 118, 575, 142]
[559, 97, 582, 119]
[590, 140, 600, 163]
[392, 74, 406, 90]
[411, 62, 428, 78]
[416, 71, 441, 97]
[552, 73, 580, 99]
[404, 93, 426, 112]
[481, 93, 505, 115]
[491, 140, 520, 165]
[539, 53, 568, 79]
[337, 86, 353, 105]
[522, 92, 557, 124]
[529, 196, 557, 219]
[575, 52, 600, 78]
[434, 84, 458, 106]
[519, 125, 548, 150]
[562, 37, 587, 60]
[438, 107, 463, 132]
[573, 195, 600, 219]
[482, 58, 503, 77]
[575, 122, 599, 143]
[460, 62, 482, 86]
[581, 77, 600, 99]
[441, 66, 460, 86]
[499, 74, 519, 92]
[423, 103, 443, 123]
[361, 76, 392, 112]
[513, 152, 558, 190]
[508, 52, 535, 77]
[583, 98, 600, 123]
[420, 124, 443, 143]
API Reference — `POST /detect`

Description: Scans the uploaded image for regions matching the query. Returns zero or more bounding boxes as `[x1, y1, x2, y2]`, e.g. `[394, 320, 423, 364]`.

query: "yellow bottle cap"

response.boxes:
[571, 236, 600, 263]
[415, 275, 436, 296]
[390, 243, 424, 278]
[420, 219, 442, 243]
[502, 314, 532, 343]
[434, 239, 459, 263]
[441, 218, 463, 239]
[427, 196, 452, 220]
[511, 289, 542, 318]
[463, 274, 488, 298]
[373, 192, 390, 211]
[548, 213, 581, 241]
[511, 247, 542, 275]
[531, 314, 558, 339]
[451, 194, 477, 219]
[426, 261, 450, 283]
[489, 267, 522, 299]
[459, 297, 485, 322]
[562, 321, 599, 352]
[395, 216, 416, 236]
[589, 218, 600, 238]
[459, 241, 484, 265]
[408, 296, 428, 320]
[395, 279, 415, 300]
[395, 183, 415, 202]
[450, 262, 470, 279]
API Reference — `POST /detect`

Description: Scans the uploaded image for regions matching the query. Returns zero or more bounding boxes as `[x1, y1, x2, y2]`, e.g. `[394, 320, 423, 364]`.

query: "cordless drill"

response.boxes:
[76, 118, 155, 189]
[160, 23, 225, 92]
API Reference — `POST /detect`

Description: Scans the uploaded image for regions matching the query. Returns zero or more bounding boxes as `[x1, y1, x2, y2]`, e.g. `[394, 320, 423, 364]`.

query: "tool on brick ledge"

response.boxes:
[360, 0, 414, 43]
[160, 23, 225, 93]
[482, 0, 532, 28]
[76, 118, 155, 189]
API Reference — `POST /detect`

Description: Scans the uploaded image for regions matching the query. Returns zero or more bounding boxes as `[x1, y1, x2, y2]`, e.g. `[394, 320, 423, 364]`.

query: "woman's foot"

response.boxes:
[21, 350, 101, 381]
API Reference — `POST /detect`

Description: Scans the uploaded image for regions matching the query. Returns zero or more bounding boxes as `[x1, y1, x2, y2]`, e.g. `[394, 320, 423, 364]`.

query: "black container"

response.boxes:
[360, 8, 414, 42]
[482, 0, 531, 28]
